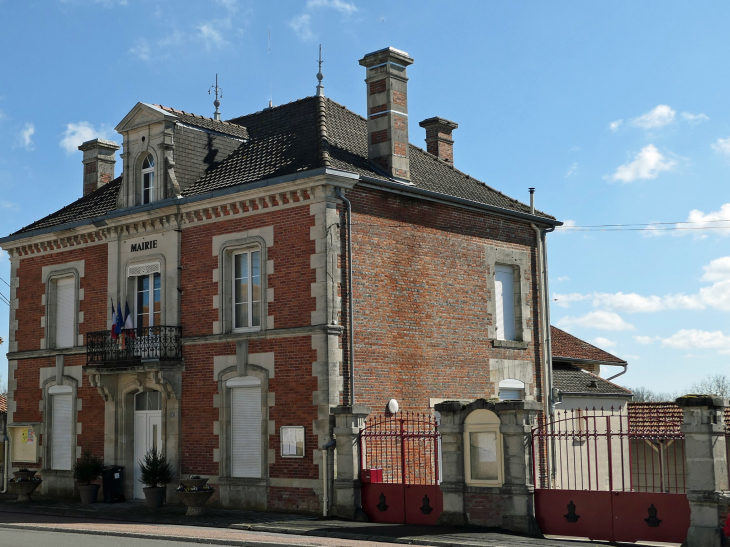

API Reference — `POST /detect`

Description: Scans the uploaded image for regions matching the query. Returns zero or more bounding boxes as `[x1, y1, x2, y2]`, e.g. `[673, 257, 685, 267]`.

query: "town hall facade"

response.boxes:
[0, 47, 559, 514]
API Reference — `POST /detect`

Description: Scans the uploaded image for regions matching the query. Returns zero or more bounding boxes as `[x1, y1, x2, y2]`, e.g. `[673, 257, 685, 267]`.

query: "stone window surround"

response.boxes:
[216, 363, 270, 482]
[212, 227, 274, 335]
[41, 261, 85, 350]
[40, 373, 81, 472]
[133, 147, 162, 206]
[123, 253, 167, 327]
[463, 408, 504, 488]
[484, 246, 532, 346]
[489, 359, 534, 401]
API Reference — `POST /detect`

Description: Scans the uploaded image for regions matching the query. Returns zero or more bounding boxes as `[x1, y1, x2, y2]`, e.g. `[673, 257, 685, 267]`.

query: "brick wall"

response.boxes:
[465, 491, 509, 527]
[344, 186, 543, 411]
[180, 205, 317, 337]
[15, 244, 108, 352]
[181, 337, 319, 479]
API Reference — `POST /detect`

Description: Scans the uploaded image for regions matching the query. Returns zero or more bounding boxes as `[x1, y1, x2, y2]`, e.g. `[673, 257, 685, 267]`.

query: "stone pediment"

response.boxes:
[115, 102, 178, 134]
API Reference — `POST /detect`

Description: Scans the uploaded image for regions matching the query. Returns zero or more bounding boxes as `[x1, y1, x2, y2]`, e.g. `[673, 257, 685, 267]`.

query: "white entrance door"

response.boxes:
[133, 391, 163, 499]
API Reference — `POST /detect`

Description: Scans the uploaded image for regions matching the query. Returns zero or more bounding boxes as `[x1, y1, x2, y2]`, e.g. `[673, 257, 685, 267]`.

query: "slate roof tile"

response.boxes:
[553, 363, 632, 395]
[154, 105, 249, 140]
[551, 325, 627, 365]
[9, 95, 556, 237]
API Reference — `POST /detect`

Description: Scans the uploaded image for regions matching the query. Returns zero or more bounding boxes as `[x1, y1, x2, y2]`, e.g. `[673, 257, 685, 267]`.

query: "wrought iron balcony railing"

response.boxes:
[86, 326, 182, 366]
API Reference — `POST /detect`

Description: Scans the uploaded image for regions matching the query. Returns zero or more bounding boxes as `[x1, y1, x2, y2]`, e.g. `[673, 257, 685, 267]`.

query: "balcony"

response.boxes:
[86, 326, 182, 366]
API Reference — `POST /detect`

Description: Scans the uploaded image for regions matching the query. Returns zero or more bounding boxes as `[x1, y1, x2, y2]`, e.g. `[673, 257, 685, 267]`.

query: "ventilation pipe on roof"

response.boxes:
[529, 188, 535, 215]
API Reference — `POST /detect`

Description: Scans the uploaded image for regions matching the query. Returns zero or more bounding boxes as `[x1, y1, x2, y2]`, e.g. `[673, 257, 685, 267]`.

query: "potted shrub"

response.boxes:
[8, 468, 42, 502]
[176, 475, 215, 517]
[74, 451, 103, 504]
[139, 448, 173, 508]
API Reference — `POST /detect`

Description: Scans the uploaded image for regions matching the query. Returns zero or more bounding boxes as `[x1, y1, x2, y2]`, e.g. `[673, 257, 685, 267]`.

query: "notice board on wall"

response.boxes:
[280, 426, 305, 458]
[9, 425, 39, 463]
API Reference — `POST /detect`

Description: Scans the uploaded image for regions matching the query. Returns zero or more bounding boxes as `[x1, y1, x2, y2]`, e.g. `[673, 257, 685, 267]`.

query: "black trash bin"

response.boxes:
[102, 466, 125, 503]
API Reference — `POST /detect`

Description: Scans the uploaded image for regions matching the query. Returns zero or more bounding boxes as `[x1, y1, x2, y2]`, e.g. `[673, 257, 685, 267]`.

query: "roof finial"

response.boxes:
[316, 44, 324, 97]
[209, 74, 223, 121]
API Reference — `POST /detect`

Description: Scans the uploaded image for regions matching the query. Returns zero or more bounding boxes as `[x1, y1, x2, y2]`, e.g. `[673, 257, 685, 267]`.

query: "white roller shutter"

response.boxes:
[231, 386, 262, 477]
[52, 393, 73, 470]
[55, 277, 75, 348]
[495, 266, 516, 341]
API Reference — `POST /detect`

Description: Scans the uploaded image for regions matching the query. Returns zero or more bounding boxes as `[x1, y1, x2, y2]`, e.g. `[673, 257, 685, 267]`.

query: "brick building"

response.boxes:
[0, 47, 559, 513]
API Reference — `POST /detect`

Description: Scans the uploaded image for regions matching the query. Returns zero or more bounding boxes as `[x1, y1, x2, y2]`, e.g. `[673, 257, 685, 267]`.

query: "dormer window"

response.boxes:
[141, 155, 155, 204]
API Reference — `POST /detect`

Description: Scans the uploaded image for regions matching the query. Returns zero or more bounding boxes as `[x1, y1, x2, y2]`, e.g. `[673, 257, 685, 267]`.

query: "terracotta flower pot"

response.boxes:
[77, 483, 100, 504]
[180, 478, 209, 489]
[143, 486, 166, 508]
[176, 489, 215, 517]
[9, 480, 41, 502]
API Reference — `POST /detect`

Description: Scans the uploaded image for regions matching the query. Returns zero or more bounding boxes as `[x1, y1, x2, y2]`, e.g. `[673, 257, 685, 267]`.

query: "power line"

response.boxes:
[0, 277, 10, 288]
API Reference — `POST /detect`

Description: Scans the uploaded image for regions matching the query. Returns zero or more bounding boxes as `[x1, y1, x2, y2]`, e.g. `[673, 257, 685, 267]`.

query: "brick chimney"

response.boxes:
[419, 117, 458, 164]
[78, 138, 120, 196]
[359, 47, 414, 182]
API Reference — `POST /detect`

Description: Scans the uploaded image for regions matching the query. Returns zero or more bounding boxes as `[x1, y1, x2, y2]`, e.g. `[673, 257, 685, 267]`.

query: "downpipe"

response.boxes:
[607, 364, 628, 382]
[335, 187, 355, 406]
[2, 432, 9, 493]
[321, 439, 336, 517]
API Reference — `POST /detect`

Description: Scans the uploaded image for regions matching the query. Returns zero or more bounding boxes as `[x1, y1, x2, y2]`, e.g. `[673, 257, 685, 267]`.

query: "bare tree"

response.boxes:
[690, 374, 730, 398]
[629, 386, 679, 402]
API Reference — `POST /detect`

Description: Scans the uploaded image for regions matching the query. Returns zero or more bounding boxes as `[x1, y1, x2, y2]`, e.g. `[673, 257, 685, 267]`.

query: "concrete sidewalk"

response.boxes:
[0, 494, 677, 547]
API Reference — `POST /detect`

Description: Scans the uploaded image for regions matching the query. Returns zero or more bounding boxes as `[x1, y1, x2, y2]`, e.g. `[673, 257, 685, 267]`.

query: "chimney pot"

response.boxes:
[78, 138, 120, 196]
[419, 117, 458, 164]
[359, 47, 414, 182]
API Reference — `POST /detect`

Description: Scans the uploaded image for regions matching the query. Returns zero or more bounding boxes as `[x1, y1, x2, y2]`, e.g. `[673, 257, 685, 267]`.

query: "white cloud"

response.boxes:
[129, 40, 150, 60]
[711, 137, 730, 156]
[606, 144, 676, 182]
[289, 14, 315, 42]
[18, 123, 35, 150]
[661, 329, 730, 351]
[554, 276, 570, 282]
[565, 162, 577, 177]
[685, 203, 730, 237]
[593, 337, 616, 348]
[60, 122, 115, 154]
[630, 104, 676, 129]
[593, 291, 702, 313]
[681, 112, 709, 124]
[701, 257, 730, 282]
[306, 0, 358, 15]
[214, 0, 237, 10]
[198, 20, 230, 50]
[554, 219, 576, 234]
[0, 200, 18, 211]
[609, 119, 623, 132]
[698, 279, 730, 311]
[557, 311, 635, 331]
[553, 292, 589, 308]
[634, 335, 659, 345]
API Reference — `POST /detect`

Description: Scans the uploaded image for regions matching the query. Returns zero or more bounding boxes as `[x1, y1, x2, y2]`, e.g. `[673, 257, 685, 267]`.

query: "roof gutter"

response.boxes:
[558, 391, 632, 398]
[554, 356, 628, 368]
[606, 364, 628, 382]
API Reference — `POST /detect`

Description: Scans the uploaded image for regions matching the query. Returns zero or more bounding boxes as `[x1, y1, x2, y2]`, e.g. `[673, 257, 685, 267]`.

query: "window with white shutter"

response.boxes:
[55, 277, 75, 348]
[494, 265, 516, 341]
[50, 386, 73, 471]
[228, 377, 262, 478]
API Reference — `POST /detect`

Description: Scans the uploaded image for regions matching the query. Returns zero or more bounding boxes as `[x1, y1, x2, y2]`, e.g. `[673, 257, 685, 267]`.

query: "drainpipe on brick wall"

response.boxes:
[2, 432, 9, 493]
[322, 439, 336, 517]
[335, 187, 355, 406]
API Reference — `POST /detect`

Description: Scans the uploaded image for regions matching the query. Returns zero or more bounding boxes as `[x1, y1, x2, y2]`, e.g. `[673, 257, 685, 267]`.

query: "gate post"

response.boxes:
[676, 395, 729, 547]
[434, 401, 467, 525]
[331, 405, 370, 520]
[494, 400, 542, 537]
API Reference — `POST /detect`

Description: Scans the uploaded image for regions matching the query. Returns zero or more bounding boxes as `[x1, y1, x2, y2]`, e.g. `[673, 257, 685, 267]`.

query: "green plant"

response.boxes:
[73, 451, 103, 485]
[139, 448, 173, 488]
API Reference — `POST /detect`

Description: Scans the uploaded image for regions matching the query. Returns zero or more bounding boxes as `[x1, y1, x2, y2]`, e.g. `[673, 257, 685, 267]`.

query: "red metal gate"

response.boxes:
[359, 412, 442, 524]
[532, 407, 690, 544]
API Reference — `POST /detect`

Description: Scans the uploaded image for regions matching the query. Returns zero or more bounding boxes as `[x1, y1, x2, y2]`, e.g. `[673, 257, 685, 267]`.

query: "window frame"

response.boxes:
[141, 154, 155, 205]
[231, 248, 262, 332]
[463, 409, 504, 487]
[49, 385, 74, 471]
[135, 272, 162, 328]
[125, 260, 165, 329]
[218, 237, 268, 335]
[45, 271, 80, 350]
[494, 264, 518, 342]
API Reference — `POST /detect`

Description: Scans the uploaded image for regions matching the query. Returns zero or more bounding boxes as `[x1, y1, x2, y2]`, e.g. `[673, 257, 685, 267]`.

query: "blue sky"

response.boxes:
[1, 1, 729, 394]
